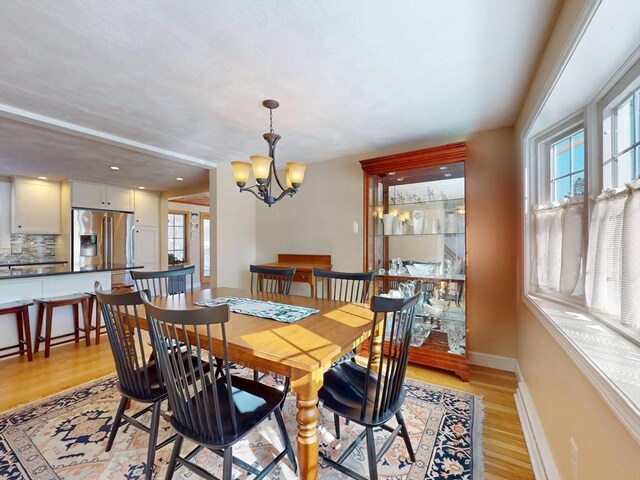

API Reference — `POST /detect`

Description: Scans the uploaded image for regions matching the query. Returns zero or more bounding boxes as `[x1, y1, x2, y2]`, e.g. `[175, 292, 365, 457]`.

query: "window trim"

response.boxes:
[168, 209, 189, 264]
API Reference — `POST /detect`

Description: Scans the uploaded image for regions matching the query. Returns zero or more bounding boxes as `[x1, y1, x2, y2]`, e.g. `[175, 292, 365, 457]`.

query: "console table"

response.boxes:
[258, 253, 332, 297]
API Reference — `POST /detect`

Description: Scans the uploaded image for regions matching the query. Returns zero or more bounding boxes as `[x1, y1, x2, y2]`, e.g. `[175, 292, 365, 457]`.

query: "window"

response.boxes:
[168, 212, 187, 265]
[602, 87, 640, 189]
[528, 64, 640, 339]
[550, 130, 585, 201]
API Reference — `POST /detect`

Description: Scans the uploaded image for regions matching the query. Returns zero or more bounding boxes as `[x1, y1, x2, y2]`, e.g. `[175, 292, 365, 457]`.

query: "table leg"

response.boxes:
[291, 370, 323, 480]
[371, 322, 383, 368]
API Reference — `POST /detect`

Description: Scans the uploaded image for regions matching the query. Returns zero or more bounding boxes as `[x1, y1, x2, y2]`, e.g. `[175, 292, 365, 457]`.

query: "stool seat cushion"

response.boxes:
[34, 293, 88, 305]
[0, 300, 34, 311]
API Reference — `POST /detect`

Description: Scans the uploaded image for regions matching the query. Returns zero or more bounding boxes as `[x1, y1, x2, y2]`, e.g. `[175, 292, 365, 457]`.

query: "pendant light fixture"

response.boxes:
[231, 99, 306, 206]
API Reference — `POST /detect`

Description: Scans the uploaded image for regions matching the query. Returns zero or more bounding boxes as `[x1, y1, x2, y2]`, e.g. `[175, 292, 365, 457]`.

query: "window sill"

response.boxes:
[523, 293, 640, 443]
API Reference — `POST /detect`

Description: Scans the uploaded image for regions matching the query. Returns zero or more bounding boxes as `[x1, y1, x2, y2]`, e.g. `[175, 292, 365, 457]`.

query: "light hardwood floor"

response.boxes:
[0, 340, 533, 480]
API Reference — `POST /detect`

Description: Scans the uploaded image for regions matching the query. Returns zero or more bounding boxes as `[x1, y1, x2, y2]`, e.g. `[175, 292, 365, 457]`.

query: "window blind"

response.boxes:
[585, 182, 640, 328]
[532, 197, 584, 296]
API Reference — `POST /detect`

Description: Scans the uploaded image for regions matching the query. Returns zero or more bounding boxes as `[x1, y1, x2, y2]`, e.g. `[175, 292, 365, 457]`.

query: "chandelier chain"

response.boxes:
[269, 108, 274, 134]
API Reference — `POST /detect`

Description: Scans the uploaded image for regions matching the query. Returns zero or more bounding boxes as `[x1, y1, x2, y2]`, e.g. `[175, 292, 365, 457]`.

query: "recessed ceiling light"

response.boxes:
[396, 177, 404, 181]
[176, 177, 184, 181]
[439, 166, 448, 170]
[110, 166, 120, 171]
[444, 173, 452, 177]
[138, 186, 145, 190]
[37, 176, 48, 180]
[388, 172, 396, 176]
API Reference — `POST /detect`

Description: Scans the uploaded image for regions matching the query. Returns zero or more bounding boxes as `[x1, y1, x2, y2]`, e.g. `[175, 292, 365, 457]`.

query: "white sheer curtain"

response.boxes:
[585, 182, 640, 328]
[532, 198, 584, 296]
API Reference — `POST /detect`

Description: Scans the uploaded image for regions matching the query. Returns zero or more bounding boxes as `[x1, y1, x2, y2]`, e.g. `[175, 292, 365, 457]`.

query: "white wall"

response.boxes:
[254, 158, 363, 295]
[211, 165, 257, 289]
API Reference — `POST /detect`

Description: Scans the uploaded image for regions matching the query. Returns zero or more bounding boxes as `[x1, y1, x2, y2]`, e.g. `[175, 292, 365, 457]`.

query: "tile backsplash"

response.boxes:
[0, 234, 56, 262]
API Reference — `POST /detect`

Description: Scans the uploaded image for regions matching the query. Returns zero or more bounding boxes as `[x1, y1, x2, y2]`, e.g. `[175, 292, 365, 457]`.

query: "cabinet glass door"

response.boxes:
[368, 161, 466, 357]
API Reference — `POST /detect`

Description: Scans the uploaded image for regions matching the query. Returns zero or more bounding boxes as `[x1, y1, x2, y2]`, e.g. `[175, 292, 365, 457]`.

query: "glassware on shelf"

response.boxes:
[410, 319, 431, 346]
[442, 319, 465, 355]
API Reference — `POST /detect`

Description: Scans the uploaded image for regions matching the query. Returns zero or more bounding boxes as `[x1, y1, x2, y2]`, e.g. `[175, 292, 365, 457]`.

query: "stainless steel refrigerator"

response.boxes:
[72, 209, 135, 271]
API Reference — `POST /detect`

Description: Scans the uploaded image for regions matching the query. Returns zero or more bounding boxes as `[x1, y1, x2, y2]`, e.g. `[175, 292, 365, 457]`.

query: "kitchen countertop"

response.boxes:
[0, 264, 143, 280]
[0, 259, 68, 267]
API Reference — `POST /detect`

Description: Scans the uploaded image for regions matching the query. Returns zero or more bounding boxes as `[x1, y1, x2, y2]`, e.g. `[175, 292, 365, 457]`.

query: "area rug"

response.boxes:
[0, 368, 483, 479]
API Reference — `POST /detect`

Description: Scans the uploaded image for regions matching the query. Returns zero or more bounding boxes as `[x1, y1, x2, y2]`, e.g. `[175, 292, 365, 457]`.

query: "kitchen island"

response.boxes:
[0, 264, 141, 357]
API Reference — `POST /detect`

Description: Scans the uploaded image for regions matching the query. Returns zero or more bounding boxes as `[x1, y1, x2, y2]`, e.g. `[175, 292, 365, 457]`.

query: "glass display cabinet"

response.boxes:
[359, 142, 468, 381]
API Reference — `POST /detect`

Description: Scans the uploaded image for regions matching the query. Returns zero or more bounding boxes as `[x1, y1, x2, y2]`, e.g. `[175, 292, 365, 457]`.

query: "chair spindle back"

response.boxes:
[249, 265, 296, 294]
[362, 293, 420, 423]
[131, 266, 195, 298]
[313, 268, 374, 303]
[142, 296, 238, 445]
[95, 282, 157, 401]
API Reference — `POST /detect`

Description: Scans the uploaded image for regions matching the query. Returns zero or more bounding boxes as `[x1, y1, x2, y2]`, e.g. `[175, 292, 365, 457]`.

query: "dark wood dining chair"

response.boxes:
[313, 268, 374, 303]
[313, 268, 375, 364]
[131, 265, 195, 297]
[95, 282, 207, 480]
[141, 295, 298, 480]
[249, 264, 296, 383]
[318, 293, 420, 480]
[249, 264, 296, 294]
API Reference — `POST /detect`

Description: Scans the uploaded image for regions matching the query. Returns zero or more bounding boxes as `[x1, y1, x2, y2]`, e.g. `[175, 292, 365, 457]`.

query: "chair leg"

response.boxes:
[16, 311, 25, 356]
[21, 307, 33, 362]
[145, 402, 162, 480]
[365, 427, 379, 480]
[253, 370, 259, 382]
[44, 306, 53, 358]
[222, 446, 233, 480]
[333, 413, 341, 439]
[165, 434, 183, 480]
[95, 300, 102, 344]
[73, 303, 80, 343]
[34, 303, 44, 353]
[81, 299, 91, 346]
[396, 411, 416, 462]
[274, 407, 298, 473]
[106, 396, 128, 452]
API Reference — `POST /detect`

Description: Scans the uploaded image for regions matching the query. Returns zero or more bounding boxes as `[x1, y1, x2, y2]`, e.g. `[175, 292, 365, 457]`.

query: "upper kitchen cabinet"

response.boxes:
[134, 189, 159, 227]
[71, 181, 134, 212]
[11, 177, 61, 234]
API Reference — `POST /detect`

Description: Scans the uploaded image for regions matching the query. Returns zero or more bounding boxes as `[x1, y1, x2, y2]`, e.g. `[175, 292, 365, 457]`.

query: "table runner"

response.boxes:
[194, 296, 319, 323]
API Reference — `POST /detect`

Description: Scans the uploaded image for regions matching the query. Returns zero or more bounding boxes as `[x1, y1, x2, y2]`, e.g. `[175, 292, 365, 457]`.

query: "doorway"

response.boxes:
[200, 212, 210, 286]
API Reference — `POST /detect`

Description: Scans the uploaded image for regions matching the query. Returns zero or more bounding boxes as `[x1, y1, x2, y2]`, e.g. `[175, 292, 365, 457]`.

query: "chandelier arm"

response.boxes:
[239, 185, 267, 201]
[272, 186, 297, 204]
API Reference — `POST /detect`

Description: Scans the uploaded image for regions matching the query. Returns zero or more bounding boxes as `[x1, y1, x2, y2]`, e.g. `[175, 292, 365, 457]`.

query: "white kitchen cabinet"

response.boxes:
[11, 177, 61, 234]
[134, 190, 159, 227]
[71, 181, 134, 212]
[135, 226, 158, 271]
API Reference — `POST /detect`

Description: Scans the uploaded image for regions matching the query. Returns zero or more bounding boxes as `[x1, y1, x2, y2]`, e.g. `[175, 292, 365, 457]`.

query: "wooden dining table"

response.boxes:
[145, 287, 377, 480]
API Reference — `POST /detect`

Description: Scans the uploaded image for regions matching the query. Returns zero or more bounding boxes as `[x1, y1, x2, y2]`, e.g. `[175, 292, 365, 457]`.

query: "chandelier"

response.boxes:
[231, 99, 306, 206]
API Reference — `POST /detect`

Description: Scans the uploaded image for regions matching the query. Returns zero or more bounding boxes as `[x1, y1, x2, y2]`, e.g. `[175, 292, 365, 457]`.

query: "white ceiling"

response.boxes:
[0, 1, 559, 190]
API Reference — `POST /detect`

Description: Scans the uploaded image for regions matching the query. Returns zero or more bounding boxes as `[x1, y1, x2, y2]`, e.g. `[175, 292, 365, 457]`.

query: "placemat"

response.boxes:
[194, 296, 319, 323]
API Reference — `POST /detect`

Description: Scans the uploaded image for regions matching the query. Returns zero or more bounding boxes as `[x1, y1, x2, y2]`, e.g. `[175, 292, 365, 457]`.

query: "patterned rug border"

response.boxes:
[404, 377, 485, 480]
[1, 373, 485, 479]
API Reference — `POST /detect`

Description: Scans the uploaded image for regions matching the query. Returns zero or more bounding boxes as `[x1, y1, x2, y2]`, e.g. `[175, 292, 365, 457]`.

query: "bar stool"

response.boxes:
[34, 293, 90, 358]
[86, 284, 133, 344]
[0, 300, 34, 362]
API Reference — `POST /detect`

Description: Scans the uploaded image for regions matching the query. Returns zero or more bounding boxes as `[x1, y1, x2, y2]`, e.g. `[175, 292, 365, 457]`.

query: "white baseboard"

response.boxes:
[468, 351, 517, 372]
[514, 365, 561, 480]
